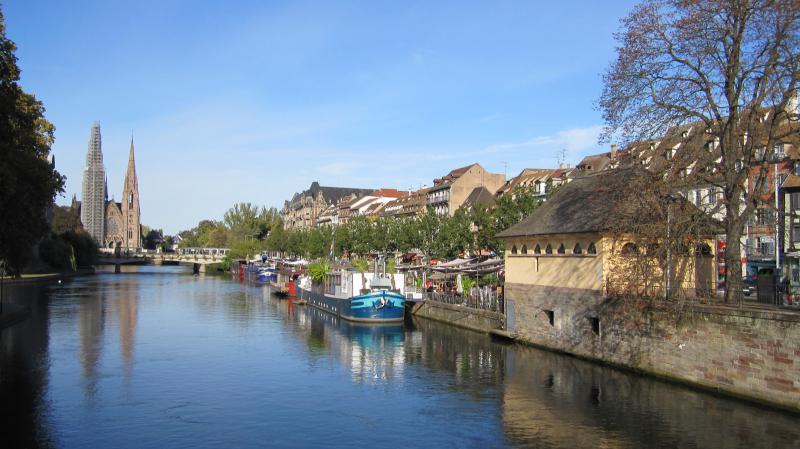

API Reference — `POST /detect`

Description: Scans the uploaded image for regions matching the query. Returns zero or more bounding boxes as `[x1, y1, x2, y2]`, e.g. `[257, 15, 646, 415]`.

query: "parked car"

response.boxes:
[743, 275, 757, 296]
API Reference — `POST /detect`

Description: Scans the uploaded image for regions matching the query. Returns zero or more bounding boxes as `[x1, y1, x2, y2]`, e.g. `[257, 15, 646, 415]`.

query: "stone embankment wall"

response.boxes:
[410, 301, 503, 334]
[506, 283, 800, 412]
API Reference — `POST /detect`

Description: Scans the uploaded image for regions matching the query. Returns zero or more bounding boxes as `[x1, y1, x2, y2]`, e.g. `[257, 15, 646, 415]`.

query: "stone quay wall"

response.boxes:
[410, 300, 504, 334]
[505, 283, 800, 412]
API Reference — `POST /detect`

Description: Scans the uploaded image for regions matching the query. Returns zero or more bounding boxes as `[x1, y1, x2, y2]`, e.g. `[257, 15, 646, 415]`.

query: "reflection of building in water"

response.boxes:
[501, 346, 800, 448]
[116, 282, 138, 381]
[79, 293, 105, 399]
[303, 307, 405, 384]
[405, 316, 504, 391]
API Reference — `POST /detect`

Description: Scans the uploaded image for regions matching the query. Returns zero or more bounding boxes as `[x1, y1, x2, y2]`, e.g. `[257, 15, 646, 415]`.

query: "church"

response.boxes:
[78, 122, 142, 252]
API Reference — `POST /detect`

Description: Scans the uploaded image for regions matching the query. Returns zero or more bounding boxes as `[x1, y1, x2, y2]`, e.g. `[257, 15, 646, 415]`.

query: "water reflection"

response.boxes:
[301, 306, 406, 384]
[1, 267, 798, 449]
[78, 289, 104, 399]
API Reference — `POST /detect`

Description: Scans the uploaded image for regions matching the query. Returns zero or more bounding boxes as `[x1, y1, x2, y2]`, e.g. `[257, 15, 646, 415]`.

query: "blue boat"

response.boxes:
[296, 266, 406, 323]
[255, 267, 277, 283]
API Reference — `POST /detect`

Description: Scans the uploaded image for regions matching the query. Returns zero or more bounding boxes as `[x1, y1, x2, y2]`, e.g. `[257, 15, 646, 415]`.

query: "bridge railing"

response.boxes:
[176, 248, 230, 257]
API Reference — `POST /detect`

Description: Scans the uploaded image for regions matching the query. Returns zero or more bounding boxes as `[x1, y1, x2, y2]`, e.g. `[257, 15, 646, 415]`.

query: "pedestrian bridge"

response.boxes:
[151, 248, 230, 265]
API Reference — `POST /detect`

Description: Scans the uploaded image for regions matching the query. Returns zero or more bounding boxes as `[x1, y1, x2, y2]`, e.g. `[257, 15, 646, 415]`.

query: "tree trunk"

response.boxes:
[723, 219, 744, 305]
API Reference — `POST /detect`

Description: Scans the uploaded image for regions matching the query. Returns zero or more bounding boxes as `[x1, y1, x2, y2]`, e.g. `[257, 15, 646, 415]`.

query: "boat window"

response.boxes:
[511, 245, 518, 255]
[521, 245, 528, 254]
[557, 244, 565, 254]
[534, 244, 541, 254]
[545, 244, 552, 254]
[573, 243, 582, 254]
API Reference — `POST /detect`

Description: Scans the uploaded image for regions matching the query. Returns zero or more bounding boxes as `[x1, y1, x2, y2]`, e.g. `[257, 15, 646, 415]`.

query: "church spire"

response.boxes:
[121, 135, 141, 250]
[124, 136, 137, 191]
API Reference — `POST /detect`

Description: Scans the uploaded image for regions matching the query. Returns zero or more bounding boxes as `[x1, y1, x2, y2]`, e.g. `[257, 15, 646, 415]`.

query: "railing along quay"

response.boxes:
[424, 288, 501, 313]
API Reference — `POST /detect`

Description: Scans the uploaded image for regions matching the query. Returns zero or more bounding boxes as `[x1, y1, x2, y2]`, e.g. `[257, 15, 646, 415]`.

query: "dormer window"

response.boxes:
[775, 142, 786, 159]
[649, 142, 655, 151]
[681, 130, 689, 139]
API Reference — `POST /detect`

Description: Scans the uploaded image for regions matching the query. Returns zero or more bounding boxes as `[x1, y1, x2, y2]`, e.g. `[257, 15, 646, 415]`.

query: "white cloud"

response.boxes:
[483, 125, 604, 155]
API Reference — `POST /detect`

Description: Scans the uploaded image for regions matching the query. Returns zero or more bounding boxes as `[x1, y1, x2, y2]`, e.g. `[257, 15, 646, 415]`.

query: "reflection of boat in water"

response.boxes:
[296, 261, 406, 323]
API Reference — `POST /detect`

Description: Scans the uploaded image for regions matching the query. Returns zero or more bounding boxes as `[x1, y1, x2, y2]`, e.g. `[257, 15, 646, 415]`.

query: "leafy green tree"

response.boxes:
[0, 11, 64, 274]
[59, 230, 97, 267]
[494, 186, 541, 235]
[470, 204, 500, 254]
[51, 205, 82, 234]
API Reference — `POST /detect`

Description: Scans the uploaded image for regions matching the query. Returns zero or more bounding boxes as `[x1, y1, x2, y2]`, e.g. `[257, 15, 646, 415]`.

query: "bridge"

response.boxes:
[99, 248, 231, 273]
[151, 248, 230, 273]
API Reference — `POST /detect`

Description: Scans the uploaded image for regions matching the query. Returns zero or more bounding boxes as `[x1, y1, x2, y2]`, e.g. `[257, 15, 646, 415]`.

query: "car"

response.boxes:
[743, 275, 757, 296]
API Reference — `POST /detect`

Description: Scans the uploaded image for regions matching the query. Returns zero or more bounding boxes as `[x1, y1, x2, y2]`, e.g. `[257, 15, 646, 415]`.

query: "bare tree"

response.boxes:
[600, 0, 800, 304]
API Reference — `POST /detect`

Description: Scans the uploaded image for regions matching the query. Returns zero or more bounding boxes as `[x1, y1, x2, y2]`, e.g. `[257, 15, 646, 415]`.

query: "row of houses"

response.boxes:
[279, 118, 800, 291]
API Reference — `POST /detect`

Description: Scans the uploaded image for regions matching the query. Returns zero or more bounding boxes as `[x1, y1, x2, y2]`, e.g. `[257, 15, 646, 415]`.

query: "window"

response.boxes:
[792, 192, 800, 210]
[521, 245, 528, 255]
[587, 242, 597, 254]
[590, 317, 600, 336]
[545, 244, 553, 254]
[573, 243, 582, 254]
[695, 244, 712, 256]
[511, 245, 518, 255]
[544, 310, 554, 326]
[556, 244, 565, 254]
[793, 226, 800, 243]
[694, 190, 702, 205]
[621, 242, 639, 256]
[756, 208, 774, 225]
[775, 142, 786, 159]
[534, 244, 541, 254]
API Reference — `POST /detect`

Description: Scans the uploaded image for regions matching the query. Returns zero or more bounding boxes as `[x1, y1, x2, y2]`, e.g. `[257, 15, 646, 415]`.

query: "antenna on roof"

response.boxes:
[557, 148, 567, 167]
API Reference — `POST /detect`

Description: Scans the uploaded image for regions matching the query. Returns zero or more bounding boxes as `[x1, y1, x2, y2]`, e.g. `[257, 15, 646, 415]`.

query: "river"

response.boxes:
[0, 265, 797, 448]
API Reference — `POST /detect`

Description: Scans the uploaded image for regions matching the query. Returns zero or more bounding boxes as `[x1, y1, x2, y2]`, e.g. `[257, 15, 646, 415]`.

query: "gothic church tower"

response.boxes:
[121, 138, 141, 250]
[81, 122, 105, 243]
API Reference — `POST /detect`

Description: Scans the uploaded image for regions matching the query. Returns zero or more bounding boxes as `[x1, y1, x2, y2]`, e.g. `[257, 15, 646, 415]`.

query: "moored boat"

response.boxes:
[296, 263, 405, 323]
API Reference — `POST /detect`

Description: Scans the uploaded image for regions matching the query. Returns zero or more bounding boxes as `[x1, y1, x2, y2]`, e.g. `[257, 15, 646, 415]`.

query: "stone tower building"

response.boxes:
[80, 122, 105, 244]
[121, 139, 141, 250]
[80, 123, 143, 252]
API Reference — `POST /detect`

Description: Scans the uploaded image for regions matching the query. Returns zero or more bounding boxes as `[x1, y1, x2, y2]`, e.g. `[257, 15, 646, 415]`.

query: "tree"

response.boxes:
[600, 0, 800, 304]
[0, 10, 64, 274]
[51, 205, 82, 234]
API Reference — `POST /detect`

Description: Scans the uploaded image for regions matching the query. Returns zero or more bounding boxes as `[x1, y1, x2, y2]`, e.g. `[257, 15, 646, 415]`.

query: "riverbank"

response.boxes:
[1, 267, 95, 285]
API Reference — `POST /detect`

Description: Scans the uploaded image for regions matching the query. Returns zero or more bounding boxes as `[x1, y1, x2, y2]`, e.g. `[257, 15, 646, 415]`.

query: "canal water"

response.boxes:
[1, 266, 798, 449]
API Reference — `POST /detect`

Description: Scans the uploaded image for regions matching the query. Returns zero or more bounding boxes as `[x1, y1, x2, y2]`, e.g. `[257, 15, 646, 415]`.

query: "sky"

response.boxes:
[5, 0, 638, 234]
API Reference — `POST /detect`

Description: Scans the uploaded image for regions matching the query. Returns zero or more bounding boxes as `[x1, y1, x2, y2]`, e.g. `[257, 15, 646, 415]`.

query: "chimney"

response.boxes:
[611, 144, 618, 159]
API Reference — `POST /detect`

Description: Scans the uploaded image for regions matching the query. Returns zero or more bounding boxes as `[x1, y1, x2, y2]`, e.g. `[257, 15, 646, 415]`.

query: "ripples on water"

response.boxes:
[0, 266, 798, 448]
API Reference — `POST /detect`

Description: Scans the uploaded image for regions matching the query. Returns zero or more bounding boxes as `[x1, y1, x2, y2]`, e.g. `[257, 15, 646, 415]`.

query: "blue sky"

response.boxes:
[6, 0, 637, 234]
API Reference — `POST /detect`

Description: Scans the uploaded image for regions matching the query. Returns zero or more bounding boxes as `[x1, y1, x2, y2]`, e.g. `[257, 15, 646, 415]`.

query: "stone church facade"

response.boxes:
[79, 123, 142, 252]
